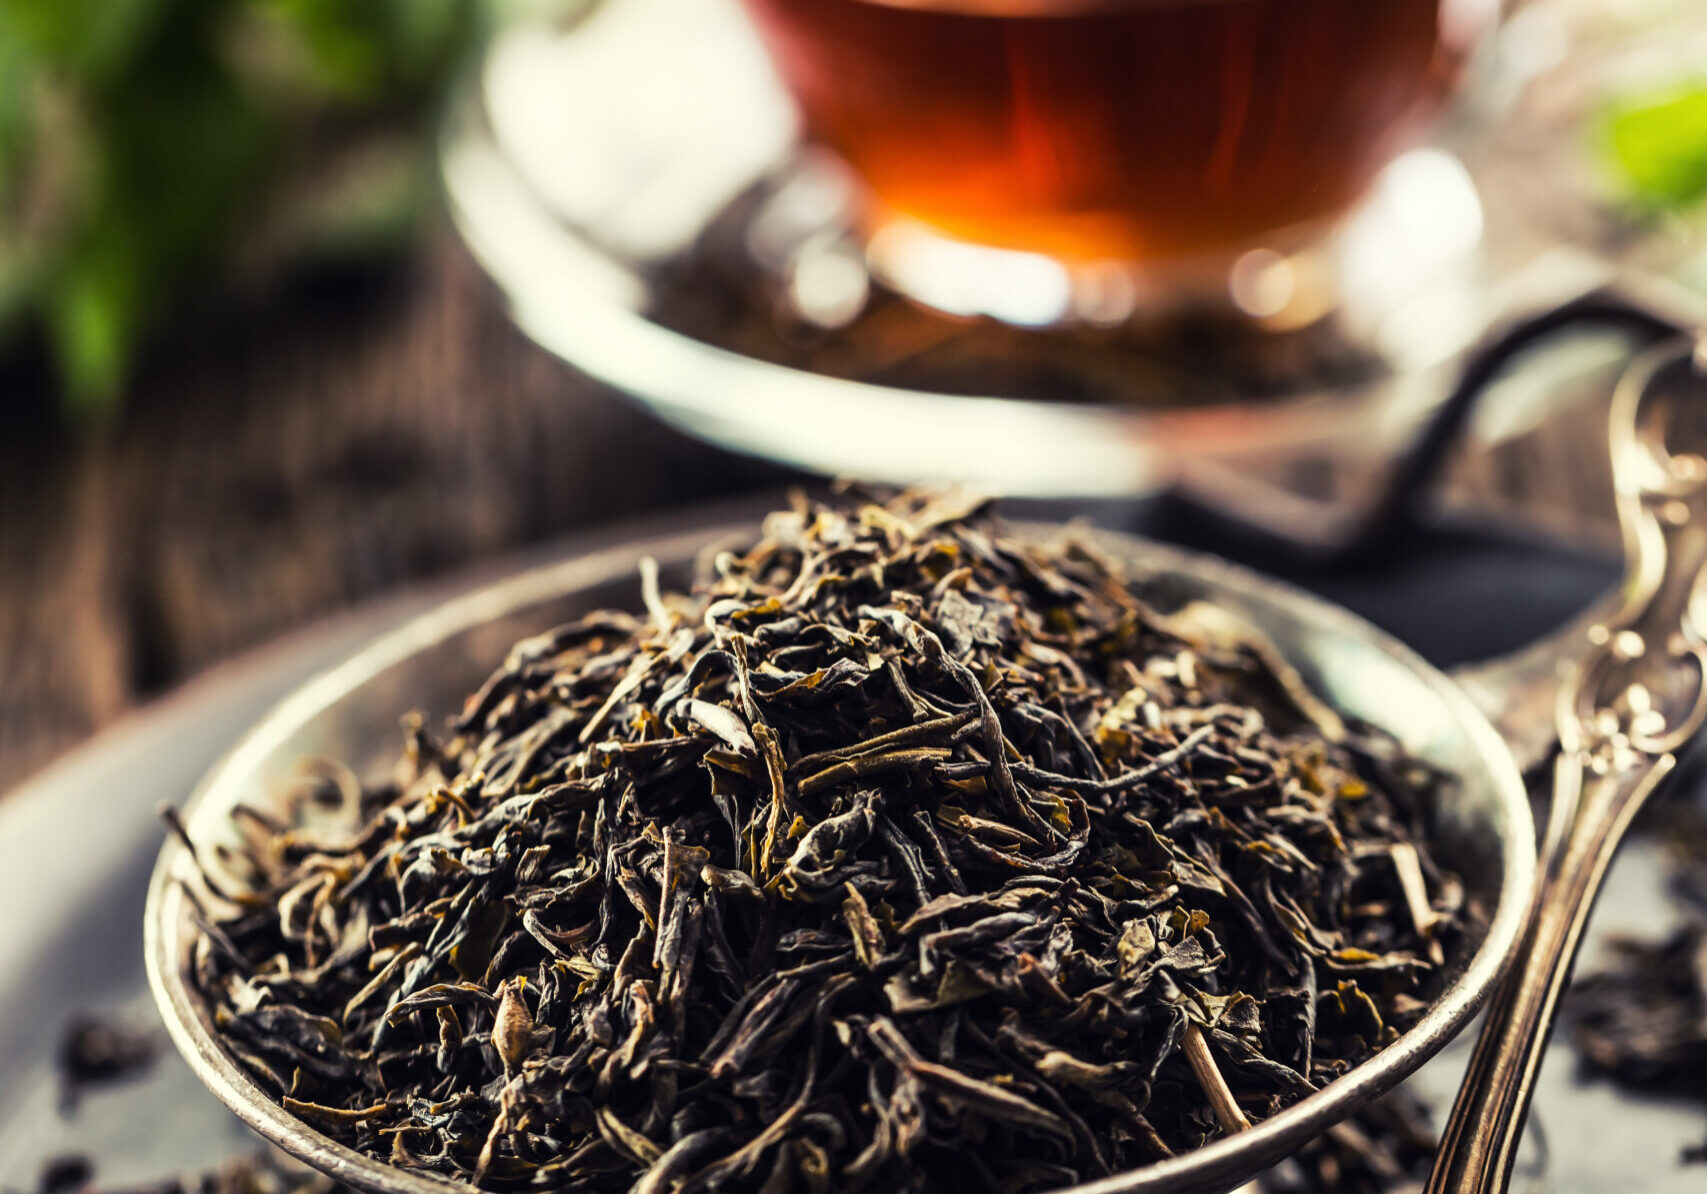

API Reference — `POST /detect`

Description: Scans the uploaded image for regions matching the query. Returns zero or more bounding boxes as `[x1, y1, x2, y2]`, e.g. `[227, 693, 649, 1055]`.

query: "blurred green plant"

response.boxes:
[1601, 81, 1707, 215]
[0, 0, 482, 422]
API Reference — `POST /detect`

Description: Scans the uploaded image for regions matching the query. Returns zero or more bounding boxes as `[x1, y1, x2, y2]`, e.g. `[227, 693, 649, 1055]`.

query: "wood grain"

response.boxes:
[0, 232, 794, 782]
[0, 231, 1617, 785]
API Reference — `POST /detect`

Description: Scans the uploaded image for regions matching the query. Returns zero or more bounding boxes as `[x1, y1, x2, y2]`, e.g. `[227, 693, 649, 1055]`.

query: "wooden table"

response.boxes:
[0, 229, 1619, 785]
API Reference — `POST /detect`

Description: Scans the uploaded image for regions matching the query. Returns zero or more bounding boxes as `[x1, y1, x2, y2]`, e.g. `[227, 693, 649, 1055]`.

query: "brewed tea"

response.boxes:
[742, 0, 1459, 261]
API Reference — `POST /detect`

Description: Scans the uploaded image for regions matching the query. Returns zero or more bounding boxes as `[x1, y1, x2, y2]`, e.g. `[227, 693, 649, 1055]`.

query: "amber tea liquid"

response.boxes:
[741, 0, 1458, 263]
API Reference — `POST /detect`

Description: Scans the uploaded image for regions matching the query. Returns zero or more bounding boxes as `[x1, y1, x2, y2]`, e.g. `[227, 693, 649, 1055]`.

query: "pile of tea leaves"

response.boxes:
[174, 489, 1469, 1194]
[1568, 807, 1707, 1164]
[1570, 923, 1707, 1099]
[31, 1098, 1440, 1194]
[1254, 1088, 1438, 1194]
[32, 1150, 346, 1194]
[33, 1069, 1441, 1194]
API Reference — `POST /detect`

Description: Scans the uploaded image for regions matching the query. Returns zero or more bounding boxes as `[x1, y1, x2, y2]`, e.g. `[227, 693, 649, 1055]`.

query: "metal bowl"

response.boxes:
[145, 516, 1537, 1194]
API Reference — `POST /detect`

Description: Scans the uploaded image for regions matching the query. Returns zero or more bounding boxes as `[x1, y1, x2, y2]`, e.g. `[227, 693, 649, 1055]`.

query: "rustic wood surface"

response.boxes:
[0, 229, 1617, 787]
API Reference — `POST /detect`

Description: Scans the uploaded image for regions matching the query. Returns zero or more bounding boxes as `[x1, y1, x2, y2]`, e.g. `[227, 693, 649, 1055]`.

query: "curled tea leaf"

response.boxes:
[179, 489, 1465, 1194]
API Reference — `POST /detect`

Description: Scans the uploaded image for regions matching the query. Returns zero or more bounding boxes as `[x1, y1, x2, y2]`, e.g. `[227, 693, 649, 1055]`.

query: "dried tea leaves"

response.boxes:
[32, 1151, 344, 1194]
[1567, 810, 1707, 1164]
[1254, 1088, 1438, 1194]
[57, 1015, 159, 1111]
[175, 490, 1467, 1193]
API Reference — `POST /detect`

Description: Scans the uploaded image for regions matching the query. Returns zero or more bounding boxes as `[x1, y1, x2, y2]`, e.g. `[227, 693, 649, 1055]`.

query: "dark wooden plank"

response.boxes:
[0, 228, 1618, 783]
[0, 233, 794, 781]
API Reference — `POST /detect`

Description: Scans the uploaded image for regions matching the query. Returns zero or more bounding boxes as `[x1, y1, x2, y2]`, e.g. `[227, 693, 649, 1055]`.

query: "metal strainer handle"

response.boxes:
[1424, 333, 1707, 1194]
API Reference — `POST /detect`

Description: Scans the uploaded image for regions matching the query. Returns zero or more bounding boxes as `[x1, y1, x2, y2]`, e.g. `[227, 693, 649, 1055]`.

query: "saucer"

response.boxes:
[439, 0, 1688, 508]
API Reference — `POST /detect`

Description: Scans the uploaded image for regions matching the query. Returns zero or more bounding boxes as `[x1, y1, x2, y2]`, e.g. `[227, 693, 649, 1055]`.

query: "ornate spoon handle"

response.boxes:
[1425, 335, 1707, 1194]
[1425, 756, 1674, 1193]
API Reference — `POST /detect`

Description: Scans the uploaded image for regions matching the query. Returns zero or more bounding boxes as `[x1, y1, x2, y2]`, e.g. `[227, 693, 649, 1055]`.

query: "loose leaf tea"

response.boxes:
[1570, 922, 1707, 1093]
[57, 1015, 159, 1110]
[34, 1104, 1438, 1194]
[1254, 1088, 1438, 1194]
[32, 1151, 346, 1194]
[173, 489, 1468, 1193]
[1567, 814, 1707, 1164]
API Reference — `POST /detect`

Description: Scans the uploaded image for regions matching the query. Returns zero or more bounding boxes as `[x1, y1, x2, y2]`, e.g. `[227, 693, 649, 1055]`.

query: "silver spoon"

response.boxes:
[1426, 332, 1707, 1193]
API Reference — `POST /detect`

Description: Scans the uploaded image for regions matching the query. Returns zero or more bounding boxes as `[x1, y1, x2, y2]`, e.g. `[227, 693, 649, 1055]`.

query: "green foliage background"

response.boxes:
[0, 0, 480, 421]
[1602, 83, 1707, 215]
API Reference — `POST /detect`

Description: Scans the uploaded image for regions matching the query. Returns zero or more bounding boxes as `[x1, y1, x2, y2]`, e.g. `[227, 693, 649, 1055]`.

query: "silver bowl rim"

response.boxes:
[145, 515, 1537, 1194]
